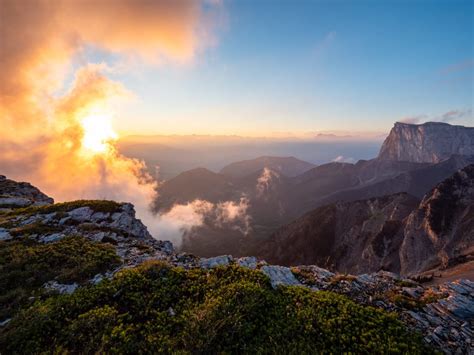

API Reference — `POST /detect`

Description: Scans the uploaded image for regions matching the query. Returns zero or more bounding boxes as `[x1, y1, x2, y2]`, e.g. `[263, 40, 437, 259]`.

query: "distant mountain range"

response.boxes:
[220, 156, 316, 179]
[153, 121, 474, 276]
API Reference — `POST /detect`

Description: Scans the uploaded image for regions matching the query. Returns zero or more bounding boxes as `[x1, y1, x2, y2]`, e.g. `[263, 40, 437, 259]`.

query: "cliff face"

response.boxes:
[260, 193, 419, 274]
[400, 164, 474, 275]
[378, 122, 474, 163]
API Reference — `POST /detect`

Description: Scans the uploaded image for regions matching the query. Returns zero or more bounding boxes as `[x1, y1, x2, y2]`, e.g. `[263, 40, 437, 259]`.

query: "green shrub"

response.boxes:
[0, 262, 433, 354]
[9, 222, 62, 237]
[0, 236, 120, 320]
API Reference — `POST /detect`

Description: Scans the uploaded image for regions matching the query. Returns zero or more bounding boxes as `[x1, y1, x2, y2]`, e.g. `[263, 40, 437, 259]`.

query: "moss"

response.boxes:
[0, 262, 433, 354]
[6, 200, 123, 217]
[291, 267, 318, 286]
[395, 279, 418, 288]
[385, 290, 423, 310]
[0, 236, 121, 320]
[420, 289, 446, 305]
[330, 273, 357, 284]
[9, 222, 62, 237]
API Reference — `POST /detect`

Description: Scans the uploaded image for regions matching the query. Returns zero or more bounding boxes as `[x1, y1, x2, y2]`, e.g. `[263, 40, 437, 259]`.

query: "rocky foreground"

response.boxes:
[0, 175, 472, 353]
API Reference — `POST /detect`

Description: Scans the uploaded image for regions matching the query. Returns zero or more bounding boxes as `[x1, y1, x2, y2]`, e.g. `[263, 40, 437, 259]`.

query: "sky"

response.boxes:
[89, 0, 474, 136]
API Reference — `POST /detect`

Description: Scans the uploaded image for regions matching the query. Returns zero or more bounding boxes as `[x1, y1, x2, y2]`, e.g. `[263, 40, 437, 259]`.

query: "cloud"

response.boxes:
[332, 156, 355, 164]
[0, 0, 222, 244]
[397, 115, 428, 124]
[397, 109, 472, 125]
[152, 197, 251, 248]
[256, 168, 280, 199]
[438, 109, 472, 123]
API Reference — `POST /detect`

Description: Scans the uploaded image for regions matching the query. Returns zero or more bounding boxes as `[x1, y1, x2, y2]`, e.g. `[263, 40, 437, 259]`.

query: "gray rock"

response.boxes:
[160, 241, 174, 255]
[261, 265, 302, 288]
[0, 197, 31, 207]
[91, 211, 110, 222]
[59, 216, 71, 225]
[110, 211, 151, 238]
[0, 228, 12, 241]
[237, 256, 258, 269]
[43, 281, 78, 294]
[91, 274, 104, 285]
[40, 233, 64, 243]
[68, 207, 94, 222]
[199, 255, 233, 269]
[0, 318, 11, 327]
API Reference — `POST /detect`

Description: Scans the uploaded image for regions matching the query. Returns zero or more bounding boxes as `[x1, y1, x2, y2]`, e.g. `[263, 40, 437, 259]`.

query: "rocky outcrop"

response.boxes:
[291, 266, 473, 354]
[0, 175, 53, 208]
[378, 122, 474, 163]
[400, 164, 474, 275]
[0, 199, 173, 269]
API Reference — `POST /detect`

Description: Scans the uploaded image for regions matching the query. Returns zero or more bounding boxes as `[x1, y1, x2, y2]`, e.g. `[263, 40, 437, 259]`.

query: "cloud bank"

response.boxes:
[154, 197, 251, 248]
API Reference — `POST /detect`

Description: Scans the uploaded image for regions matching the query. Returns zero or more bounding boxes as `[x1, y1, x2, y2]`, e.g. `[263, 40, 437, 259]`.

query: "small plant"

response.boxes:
[9, 222, 62, 237]
[385, 290, 423, 310]
[420, 289, 446, 305]
[291, 267, 319, 286]
[330, 273, 357, 284]
[395, 279, 418, 288]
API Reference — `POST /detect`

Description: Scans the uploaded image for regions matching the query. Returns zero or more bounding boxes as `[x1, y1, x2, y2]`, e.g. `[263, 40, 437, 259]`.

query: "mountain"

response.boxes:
[315, 155, 474, 206]
[153, 168, 239, 212]
[400, 164, 474, 275]
[287, 159, 427, 217]
[154, 156, 473, 258]
[0, 175, 472, 353]
[220, 156, 316, 179]
[260, 165, 474, 277]
[260, 193, 419, 273]
[378, 122, 474, 163]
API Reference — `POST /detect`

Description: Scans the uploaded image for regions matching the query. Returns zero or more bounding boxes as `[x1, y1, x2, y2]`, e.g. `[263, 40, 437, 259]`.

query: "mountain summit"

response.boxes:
[378, 122, 474, 163]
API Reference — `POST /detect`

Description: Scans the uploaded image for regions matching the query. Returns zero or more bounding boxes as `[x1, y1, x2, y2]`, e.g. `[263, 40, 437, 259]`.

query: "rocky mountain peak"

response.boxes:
[0, 175, 54, 209]
[378, 122, 474, 163]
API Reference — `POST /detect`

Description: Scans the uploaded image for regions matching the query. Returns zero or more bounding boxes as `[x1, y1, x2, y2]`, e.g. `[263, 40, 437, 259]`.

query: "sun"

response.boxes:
[80, 112, 118, 154]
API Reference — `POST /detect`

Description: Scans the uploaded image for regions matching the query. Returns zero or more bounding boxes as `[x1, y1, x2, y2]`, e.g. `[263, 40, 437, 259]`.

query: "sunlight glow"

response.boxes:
[81, 112, 118, 154]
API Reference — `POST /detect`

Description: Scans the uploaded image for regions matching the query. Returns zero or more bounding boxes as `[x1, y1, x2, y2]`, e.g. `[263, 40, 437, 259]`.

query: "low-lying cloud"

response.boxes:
[256, 168, 280, 199]
[152, 197, 251, 248]
[333, 155, 355, 164]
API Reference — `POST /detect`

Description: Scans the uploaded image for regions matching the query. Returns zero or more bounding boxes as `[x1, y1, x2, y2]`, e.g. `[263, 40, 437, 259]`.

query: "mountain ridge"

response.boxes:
[260, 165, 474, 277]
